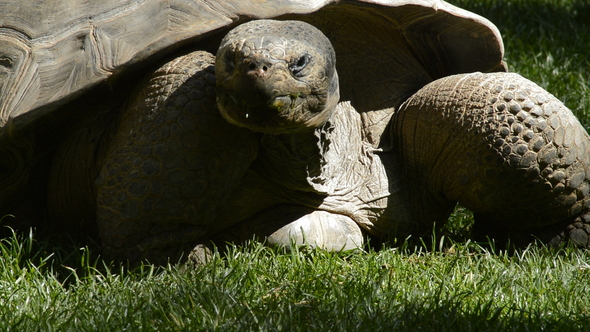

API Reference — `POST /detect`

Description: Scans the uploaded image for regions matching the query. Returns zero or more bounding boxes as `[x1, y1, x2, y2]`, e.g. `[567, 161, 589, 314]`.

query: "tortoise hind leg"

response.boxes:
[394, 72, 590, 247]
[96, 51, 258, 263]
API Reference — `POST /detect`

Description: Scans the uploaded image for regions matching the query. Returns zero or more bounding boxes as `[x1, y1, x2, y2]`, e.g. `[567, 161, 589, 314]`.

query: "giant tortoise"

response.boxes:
[1, 0, 589, 263]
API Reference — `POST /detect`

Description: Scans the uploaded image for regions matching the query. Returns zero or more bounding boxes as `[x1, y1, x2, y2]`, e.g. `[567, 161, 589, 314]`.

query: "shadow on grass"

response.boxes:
[336, 301, 590, 331]
[449, 0, 589, 50]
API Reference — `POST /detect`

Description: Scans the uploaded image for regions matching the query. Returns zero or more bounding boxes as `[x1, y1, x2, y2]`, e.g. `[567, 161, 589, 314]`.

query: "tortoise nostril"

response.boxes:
[244, 57, 271, 74]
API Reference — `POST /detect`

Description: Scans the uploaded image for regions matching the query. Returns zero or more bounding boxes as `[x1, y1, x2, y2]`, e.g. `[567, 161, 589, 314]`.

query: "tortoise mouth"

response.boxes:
[216, 87, 323, 134]
[215, 55, 332, 134]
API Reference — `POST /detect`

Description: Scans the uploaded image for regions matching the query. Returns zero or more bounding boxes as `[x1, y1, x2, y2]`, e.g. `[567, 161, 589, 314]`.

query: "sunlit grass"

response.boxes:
[2, 228, 590, 331]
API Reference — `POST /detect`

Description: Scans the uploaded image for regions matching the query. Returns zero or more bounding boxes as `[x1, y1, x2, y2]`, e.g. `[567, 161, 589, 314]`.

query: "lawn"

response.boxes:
[1, 0, 590, 331]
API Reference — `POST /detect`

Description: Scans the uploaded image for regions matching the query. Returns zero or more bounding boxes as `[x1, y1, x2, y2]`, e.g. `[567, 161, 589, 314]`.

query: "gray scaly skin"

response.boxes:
[394, 72, 590, 245]
[51, 19, 590, 263]
[90, 52, 259, 261]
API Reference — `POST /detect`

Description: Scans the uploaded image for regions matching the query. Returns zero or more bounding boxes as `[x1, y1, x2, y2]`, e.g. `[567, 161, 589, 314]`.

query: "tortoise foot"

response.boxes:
[185, 210, 364, 267]
[266, 210, 364, 251]
[207, 205, 365, 252]
[474, 212, 590, 249]
[537, 213, 590, 248]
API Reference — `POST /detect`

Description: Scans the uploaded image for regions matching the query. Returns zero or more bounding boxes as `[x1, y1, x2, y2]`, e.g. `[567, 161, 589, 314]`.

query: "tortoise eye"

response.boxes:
[290, 54, 310, 76]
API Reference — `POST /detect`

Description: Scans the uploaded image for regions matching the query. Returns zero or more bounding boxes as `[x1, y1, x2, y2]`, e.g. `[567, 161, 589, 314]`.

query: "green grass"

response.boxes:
[2, 229, 590, 331]
[2, 0, 590, 330]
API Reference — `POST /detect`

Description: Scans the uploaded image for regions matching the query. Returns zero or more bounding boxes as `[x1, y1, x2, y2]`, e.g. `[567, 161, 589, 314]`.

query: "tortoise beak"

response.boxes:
[233, 53, 287, 107]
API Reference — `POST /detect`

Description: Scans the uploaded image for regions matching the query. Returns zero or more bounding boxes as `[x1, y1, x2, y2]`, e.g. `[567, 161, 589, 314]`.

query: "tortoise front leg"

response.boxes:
[207, 204, 364, 251]
[96, 51, 258, 263]
[394, 72, 590, 246]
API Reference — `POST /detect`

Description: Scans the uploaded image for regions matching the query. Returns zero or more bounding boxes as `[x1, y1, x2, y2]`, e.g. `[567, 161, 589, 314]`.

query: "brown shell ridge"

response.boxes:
[0, 28, 36, 127]
[0, 0, 237, 126]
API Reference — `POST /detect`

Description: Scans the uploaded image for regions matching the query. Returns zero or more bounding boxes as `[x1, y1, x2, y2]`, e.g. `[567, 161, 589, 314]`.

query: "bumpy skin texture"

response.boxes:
[50, 20, 590, 263]
[394, 72, 590, 244]
[96, 52, 258, 262]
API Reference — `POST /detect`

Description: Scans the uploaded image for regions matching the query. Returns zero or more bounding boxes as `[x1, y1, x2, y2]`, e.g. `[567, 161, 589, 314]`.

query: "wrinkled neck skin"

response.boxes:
[250, 101, 427, 240]
[254, 101, 372, 197]
[256, 125, 327, 194]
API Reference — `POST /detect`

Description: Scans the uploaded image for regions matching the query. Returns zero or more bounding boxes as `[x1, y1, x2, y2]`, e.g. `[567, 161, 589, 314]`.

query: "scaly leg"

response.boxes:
[96, 51, 258, 263]
[394, 72, 590, 246]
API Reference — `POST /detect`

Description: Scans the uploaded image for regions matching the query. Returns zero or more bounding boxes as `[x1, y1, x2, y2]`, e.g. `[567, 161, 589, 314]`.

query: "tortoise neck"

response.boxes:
[256, 102, 367, 195]
[257, 126, 327, 193]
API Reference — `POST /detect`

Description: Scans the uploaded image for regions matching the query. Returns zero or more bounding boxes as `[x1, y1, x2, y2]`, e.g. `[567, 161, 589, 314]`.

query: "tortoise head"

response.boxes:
[215, 19, 339, 134]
